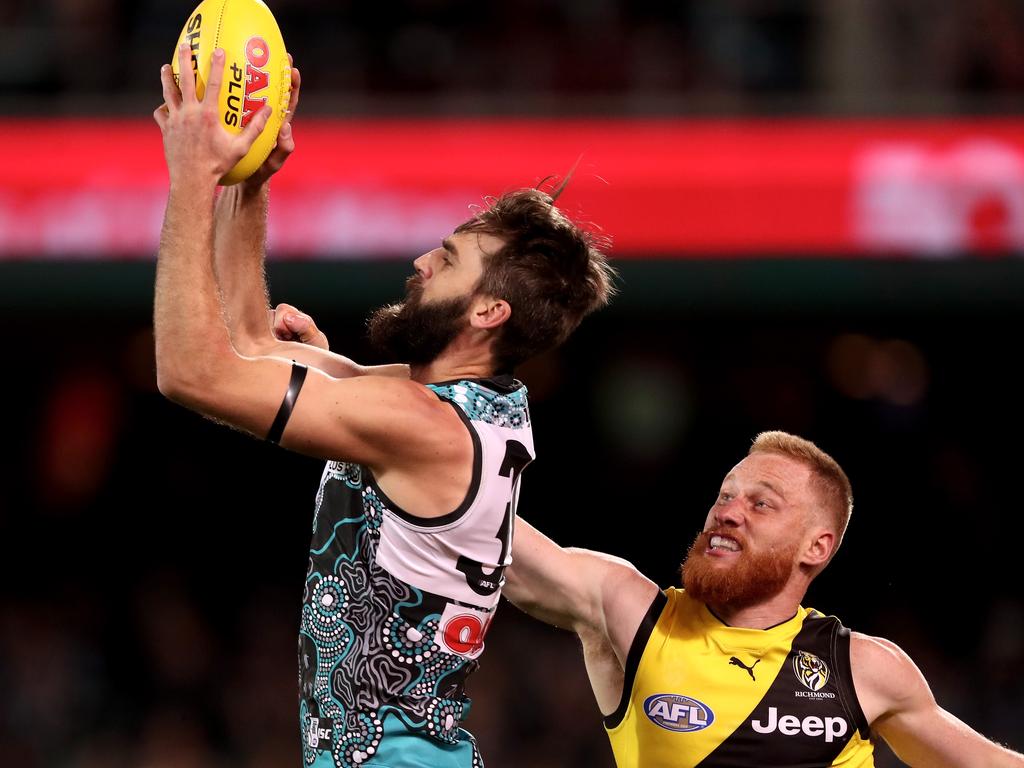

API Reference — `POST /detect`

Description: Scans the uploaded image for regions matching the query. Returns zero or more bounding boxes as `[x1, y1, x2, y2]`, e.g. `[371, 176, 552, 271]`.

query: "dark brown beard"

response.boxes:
[681, 530, 798, 611]
[366, 276, 472, 365]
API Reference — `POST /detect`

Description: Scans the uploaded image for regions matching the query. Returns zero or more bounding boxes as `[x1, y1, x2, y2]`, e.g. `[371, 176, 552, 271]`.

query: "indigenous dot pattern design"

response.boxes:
[335, 711, 382, 766]
[427, 382, 530, 430]
[300, 384, 509, 766]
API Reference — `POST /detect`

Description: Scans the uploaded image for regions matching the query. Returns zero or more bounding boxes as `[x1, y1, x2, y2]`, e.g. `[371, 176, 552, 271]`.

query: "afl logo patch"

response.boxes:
[793, 650, 830, 691]
[643, 694, 715, 732]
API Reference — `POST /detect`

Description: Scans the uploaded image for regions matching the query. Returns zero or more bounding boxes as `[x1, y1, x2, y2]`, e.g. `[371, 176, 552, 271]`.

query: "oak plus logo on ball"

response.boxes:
[643, 694, 715, 733]
[224, 36, 271, 128]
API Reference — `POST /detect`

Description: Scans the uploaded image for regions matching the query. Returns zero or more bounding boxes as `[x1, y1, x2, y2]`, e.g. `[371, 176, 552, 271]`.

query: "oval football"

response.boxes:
[170, 0, 290, 185]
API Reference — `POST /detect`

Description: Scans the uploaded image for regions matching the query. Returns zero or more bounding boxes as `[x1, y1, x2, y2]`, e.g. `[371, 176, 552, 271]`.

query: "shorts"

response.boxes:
[305, 709, 483, 768]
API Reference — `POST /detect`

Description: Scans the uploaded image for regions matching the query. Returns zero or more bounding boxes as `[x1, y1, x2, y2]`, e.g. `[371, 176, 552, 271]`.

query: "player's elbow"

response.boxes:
[154, 344, 223, 410]
[156, 360, 206, 408]
[155, 326, 241, 400]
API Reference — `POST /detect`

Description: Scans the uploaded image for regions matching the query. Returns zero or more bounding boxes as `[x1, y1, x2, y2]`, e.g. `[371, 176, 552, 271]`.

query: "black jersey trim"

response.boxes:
[833, 624, 872, 738]
[428, 375, 523, 395]
[603, 589, 669, 730]
[365, 400, 483, 529]
[706, 604, 800, 632]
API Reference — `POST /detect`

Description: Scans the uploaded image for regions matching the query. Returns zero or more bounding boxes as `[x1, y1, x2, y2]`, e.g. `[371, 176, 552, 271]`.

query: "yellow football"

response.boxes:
[171, 0, 290, 185]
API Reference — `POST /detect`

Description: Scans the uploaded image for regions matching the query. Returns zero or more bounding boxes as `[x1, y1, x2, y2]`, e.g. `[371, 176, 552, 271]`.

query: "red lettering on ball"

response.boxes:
[245, 36, 270, 68]
[240, 36, 271, 127]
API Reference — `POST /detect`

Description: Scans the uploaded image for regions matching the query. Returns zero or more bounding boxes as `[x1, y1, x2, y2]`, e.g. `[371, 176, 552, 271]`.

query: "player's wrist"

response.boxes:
[238, 175, 271, 200]
[168, 171, 220, 198]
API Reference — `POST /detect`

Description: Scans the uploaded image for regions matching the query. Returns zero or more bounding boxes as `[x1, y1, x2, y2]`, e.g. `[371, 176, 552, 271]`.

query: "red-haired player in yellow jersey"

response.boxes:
[506, 432, 1024, 767]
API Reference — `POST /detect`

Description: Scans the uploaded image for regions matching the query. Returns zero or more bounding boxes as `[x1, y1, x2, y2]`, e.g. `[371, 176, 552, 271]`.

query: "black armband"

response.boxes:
[267, 362, 308, 445]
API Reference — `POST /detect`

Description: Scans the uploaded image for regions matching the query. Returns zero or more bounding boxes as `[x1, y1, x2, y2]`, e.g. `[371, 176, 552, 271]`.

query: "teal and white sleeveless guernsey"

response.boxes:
[299, 376, 534, 768]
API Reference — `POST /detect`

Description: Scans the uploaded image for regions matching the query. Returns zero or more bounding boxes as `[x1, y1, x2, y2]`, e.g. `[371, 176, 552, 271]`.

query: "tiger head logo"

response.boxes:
[793, 650, 830, 691]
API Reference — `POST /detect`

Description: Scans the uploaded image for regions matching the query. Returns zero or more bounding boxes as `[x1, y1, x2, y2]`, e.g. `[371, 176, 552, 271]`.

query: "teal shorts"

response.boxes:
[307, 710, 482, 768]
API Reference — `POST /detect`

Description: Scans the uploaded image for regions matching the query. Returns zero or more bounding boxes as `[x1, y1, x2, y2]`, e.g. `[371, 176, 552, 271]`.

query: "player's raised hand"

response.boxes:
[243, 55, 301, 190]
[270, 303, 330, 350]
[154, 44, 272, 186]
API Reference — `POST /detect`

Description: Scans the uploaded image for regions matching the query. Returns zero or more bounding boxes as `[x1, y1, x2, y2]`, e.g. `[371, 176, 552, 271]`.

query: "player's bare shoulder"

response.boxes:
[849, 631, 929, 725]
[350, 374, 470, 450]
[282, 371, 471, 469]
[330, 373, 457, 423]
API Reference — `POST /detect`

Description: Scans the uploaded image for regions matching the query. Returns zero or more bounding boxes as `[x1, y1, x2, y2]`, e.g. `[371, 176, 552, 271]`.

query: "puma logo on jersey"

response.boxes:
[729, 656, 760, 681]
[751, 707, 848, 743]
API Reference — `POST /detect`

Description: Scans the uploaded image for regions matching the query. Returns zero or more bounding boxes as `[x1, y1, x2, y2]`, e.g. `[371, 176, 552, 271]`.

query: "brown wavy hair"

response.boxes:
[456, 183, 616, 371]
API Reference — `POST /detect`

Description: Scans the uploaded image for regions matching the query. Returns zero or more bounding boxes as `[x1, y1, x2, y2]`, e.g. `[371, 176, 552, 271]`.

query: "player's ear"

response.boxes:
[802, 528, 834, 569]
[471, 296, 511, 330]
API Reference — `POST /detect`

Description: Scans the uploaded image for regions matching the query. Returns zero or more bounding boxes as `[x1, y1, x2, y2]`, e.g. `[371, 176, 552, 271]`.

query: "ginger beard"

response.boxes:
[681, 529, 801, 611]
[367, 275, 473, 366]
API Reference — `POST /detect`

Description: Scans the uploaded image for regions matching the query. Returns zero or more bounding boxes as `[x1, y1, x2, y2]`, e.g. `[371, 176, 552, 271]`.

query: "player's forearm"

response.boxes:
[894, 739, 1024, 768]
[250, 338, 376, 379]
[213, 181, 273, 351]
[876, 697, 1024, 768]
[504, 520, 597, 632]
[990, 746, 1024, 767]
[212, 183, 385, 379]
[944, 735, 1024, 768]
[155, 178, 237, 400]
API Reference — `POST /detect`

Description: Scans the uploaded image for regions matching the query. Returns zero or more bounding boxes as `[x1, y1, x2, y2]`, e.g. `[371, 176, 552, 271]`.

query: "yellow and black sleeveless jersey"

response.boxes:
[605, 588, 874, 767]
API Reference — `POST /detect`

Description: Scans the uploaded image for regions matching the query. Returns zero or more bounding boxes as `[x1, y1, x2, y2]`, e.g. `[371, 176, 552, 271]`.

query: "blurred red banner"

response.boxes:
[1, 118, 1023, 258]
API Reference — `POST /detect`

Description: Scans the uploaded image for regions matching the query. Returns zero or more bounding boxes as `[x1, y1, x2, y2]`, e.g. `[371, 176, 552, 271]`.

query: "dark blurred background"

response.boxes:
[2, 1, 1024, 767]
[3, 0, 1024, 114]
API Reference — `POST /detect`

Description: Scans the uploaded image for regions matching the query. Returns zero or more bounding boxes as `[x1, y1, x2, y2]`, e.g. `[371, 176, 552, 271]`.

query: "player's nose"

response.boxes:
[713, 499, 744, 528]
[413, 252, 432, 280]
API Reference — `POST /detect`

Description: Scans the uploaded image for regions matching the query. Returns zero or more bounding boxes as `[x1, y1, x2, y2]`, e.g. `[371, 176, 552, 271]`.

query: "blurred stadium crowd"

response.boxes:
[1, 0, 1023, 114]
[1, 1, 1023, 767]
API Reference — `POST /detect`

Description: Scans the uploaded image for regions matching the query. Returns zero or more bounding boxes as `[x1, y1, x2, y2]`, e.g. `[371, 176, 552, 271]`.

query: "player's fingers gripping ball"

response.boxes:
[171, 0, 291, 185]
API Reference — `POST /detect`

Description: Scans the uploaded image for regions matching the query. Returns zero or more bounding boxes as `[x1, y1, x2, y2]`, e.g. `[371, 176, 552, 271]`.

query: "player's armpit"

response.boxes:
[156, 349, 459, 470]
[852, 634, 1024, 767]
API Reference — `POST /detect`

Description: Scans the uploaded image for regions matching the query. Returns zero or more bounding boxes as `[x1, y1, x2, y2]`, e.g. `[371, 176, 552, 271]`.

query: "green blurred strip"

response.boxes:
[1, 259, 1021, 314]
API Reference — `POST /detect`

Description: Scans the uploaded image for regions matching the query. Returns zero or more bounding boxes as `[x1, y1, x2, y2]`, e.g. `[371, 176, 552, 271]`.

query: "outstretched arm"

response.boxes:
[506, 518, 656, 636]
[505, 517, 660, 712]
[209, 61, 406, 380]
[153, 46, 456, 473]
[853, 633, 1024, 767]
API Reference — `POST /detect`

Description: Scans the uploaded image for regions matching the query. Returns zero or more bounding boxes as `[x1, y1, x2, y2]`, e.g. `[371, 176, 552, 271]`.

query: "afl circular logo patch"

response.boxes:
[793, 650, 830, 691]
[643, 693, 715, 732]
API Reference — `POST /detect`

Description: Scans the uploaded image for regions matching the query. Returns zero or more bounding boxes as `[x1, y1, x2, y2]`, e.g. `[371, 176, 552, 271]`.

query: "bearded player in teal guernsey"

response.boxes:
[153, 47, 613, 768]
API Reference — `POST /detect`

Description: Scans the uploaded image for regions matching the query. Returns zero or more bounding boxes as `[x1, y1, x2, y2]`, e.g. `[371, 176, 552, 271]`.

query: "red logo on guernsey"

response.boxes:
[435, 602, 493, 659]
[241, 36, 270, 127]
